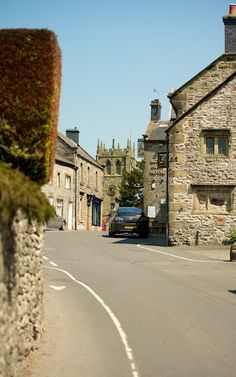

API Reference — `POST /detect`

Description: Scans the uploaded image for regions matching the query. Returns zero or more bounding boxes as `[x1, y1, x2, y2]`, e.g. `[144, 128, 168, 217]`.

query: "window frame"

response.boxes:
[192, 185, 234, 214]
[65, 175, 71, 190]
[201, 130, 230, 157]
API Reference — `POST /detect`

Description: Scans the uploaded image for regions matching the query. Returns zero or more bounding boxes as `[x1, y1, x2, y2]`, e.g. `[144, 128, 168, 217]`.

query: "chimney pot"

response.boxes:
[223, 4, 236, 53]
[229, 3, 236, 16]
[66, 127, 80, 145]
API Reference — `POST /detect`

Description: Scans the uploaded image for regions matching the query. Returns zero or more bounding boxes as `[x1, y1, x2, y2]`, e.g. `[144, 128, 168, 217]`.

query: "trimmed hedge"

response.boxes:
[0, 29, 61, 184]
[0, 162, 55, 224]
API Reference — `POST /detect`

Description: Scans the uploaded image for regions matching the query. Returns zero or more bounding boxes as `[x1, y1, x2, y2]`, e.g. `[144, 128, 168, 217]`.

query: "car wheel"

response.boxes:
[59, 221, 66, 231]
[109, 230, 115, 237]
[139, 231, 149, 238]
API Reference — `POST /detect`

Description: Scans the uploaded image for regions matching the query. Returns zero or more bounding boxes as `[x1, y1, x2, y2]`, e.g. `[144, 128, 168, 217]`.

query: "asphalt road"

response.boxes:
[22, 231, 236, 377]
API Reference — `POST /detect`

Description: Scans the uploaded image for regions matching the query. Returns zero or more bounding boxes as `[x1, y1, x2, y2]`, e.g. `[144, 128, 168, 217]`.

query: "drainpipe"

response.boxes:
[165, 132, 169, 246]
[74, 160, 78, 230]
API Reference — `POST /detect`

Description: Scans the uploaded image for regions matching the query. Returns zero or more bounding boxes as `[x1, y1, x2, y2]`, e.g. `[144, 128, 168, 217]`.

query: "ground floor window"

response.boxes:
[92, 200, 101, 226]
[192, 185, 234, 214]
[56, 199, 63, 216]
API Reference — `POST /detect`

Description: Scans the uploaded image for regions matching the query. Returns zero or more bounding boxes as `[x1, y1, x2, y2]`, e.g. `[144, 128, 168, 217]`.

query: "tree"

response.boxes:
[119, 159, 144, 207]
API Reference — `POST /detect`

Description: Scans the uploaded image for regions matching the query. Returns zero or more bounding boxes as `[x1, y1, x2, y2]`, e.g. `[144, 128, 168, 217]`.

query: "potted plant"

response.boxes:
[228, 229, 236, 261]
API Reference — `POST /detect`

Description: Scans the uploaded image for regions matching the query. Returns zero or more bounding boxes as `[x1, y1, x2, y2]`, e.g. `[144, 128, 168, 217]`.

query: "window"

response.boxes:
[201, 131, 229, 157]
[56, 199, 63, 216]
[87, 166, 90, 187]
[158, 153, 167, 168]
[80, 163, 84, 184]
[95, 171, 98, 191]
[92, 200, 101, 226]
[65, 175, 71, 189]
[106, 160, 111, 175]
[48, 197, 54, 206]
[192, 185, 233, 214]
[116, 160, 122, 175]
[57, 172, 61, 187]
[79, 194, 84, 223]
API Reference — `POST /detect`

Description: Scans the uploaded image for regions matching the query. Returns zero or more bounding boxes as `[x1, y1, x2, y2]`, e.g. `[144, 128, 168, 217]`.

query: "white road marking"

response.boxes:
[43, 256, 48, 260]
[49, 261, 58, 267]
[44, 265, 140, 377]
[49, 285, 66, 291]
[137, 244, 222, 263]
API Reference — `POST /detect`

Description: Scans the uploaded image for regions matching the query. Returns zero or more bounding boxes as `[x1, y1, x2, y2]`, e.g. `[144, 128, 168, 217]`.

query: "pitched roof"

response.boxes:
[167, 70, 236, 132]
[58, 131, 103, 170]
[168, 53, 236, 100]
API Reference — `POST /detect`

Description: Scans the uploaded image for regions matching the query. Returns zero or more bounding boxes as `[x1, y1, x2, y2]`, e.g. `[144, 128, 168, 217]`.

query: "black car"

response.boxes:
[108, 207, 149, 238]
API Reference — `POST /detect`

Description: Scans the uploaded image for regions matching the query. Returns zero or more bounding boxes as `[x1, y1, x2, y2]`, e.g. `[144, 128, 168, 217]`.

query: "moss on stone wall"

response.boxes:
[0, 29, 61, 184]
[0, 162, 54, 224]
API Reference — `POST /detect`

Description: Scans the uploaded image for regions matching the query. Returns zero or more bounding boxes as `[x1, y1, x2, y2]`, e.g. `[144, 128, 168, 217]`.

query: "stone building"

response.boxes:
[166, 5, 236, 245]
[142, 99, 168, 233]
[96, 139, 136, 222]
[42, 128, 104, 231]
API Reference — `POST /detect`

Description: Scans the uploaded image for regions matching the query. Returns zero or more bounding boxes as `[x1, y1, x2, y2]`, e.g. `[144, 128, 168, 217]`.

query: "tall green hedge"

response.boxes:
[0, 162, 54, 224]
[0, 29, 61, 184]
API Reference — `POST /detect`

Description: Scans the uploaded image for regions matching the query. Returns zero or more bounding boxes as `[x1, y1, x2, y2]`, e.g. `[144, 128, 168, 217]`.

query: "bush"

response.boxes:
[0, 29, 61, 184]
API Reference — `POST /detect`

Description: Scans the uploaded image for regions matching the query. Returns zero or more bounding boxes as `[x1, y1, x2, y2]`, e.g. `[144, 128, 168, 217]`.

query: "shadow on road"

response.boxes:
[102, 233, 166, 246]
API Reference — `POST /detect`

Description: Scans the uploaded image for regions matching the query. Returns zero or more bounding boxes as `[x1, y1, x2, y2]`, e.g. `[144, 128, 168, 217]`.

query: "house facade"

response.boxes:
[42, 128, 104, 231]
[96, 139, 136, 222]
[142, 99, 168, 233]
[167, 5, 236, 245]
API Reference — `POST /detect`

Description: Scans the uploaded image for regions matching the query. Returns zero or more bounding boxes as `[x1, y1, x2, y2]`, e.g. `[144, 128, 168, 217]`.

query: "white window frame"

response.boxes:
[65, 175, 71, 189]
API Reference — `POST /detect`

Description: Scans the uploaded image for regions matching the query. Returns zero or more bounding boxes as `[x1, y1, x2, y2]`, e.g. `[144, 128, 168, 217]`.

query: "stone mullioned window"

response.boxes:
[200, 129, 230, 157]
[192, 185, 235, 214]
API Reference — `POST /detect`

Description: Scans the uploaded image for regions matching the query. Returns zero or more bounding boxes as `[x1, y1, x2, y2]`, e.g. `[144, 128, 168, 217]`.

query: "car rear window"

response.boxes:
[117, 207, 142, 216]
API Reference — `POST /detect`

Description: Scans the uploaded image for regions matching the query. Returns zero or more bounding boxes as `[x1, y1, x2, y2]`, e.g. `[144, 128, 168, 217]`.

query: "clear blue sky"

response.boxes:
[1, 0, 231, 157]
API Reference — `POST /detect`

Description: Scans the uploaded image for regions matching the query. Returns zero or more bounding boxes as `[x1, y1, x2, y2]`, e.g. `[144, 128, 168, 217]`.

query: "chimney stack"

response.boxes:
[66, 127, 80, 145]
[150, 99, 161, 121]
[223, 4, 236, 53]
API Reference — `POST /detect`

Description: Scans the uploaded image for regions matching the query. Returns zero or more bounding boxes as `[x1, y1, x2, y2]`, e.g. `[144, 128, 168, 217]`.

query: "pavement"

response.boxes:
[144, 234, 235, 262]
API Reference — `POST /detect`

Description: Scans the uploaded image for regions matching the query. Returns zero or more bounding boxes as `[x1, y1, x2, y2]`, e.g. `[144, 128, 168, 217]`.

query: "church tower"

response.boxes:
[96, 139, 136, 222]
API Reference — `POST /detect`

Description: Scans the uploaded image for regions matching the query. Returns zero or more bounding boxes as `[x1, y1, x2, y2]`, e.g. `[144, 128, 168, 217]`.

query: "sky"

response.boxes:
[1, 0, 232, 157]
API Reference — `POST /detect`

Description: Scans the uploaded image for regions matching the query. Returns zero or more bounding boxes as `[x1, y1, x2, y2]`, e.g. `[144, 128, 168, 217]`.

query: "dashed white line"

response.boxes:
[49, 261, 58, 267]
[43, 256, 48, 260]
[137, 244, 221, 263]
[44, 265, 140, 377]
[49, 285, 66, 291]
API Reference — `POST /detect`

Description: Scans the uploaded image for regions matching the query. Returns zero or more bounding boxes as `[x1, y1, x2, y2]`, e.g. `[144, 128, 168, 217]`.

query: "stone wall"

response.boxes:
[0, 211, 44, 377]
[170, 54, 236, 117]
[168, 74, 236, 245]
[143, 142, 167, 224]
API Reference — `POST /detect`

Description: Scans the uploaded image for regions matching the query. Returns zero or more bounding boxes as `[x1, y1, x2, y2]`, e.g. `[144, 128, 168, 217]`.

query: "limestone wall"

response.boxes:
[0, 211, 44, 377]
[170, 54, 236, 117]
[168, 75, 236, 245]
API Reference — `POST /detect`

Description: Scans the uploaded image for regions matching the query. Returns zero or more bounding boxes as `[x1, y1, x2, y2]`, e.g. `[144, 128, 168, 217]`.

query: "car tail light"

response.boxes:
[139, 216, 146, 222]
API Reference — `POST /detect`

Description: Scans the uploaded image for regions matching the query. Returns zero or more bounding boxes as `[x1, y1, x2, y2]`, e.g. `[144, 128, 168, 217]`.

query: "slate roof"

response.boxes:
[58, 131, 103, 169]
[147, 122, 168, 141]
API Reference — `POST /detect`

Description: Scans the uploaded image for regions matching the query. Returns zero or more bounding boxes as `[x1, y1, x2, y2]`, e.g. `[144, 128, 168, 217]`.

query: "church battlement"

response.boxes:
[97, 138, 135, 156]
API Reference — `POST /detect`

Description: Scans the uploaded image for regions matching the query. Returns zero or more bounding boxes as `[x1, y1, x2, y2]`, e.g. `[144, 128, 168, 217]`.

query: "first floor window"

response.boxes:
[57, 172, 61, 187]
[158, 153, 167, 168]
[201, 130, 229, 157]
[48, 197, 54, 206]
[65, 175, 71, 189]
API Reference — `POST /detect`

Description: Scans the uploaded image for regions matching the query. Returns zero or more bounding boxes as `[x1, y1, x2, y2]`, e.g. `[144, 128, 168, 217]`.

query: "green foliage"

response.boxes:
[119, 160, 144, 207]
[0, 29, 61, 184]
[0, 162, 55, 224]
[228, 229, 236, 244]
